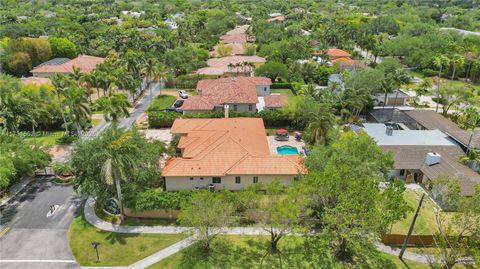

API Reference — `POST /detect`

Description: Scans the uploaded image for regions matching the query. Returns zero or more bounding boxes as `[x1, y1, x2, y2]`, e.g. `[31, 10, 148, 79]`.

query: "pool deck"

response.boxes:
[266, 136, 305, 155]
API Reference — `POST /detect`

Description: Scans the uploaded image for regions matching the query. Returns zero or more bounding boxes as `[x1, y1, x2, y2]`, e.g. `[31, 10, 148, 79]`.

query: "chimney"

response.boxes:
[224, 104, 229, 118]
[425, 152, 441, 166]
[386, 126, 393, 136]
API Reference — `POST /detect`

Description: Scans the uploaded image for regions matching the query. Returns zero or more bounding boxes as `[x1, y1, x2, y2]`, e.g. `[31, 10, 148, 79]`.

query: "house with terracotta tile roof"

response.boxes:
[267, 15, 285, 24]
[182, 77, 272, 114]
[162, 118, 306, 191]
[195, 55, 267, 76]
[325, 48, 357, 69]
[30, 55, 105, 78]
[211, 25, 256, 57]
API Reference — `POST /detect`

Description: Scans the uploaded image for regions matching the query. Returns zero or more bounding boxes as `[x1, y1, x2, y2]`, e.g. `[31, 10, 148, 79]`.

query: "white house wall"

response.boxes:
[165, 175, 295, 191]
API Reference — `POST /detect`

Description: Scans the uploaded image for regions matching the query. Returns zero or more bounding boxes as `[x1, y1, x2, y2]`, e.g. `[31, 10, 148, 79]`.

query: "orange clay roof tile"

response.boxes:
[163, 118, 305, 177]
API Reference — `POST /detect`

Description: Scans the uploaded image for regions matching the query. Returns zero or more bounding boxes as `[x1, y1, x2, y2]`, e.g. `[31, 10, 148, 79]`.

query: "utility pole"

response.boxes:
[399, 192, 425, 259]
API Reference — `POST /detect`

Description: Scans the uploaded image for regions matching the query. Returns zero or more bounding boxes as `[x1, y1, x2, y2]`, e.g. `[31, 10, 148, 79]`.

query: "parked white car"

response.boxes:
[179, 90, 189, 99]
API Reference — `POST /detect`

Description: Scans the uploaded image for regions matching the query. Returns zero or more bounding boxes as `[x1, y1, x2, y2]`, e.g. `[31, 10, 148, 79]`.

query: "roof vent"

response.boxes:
[386, 126, 393, 136]
[425, 152, 441, 166]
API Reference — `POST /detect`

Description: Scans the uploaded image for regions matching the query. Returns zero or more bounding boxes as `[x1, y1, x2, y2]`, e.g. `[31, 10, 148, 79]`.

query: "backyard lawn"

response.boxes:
[390, 188, 454, 235]
[25, 131, 65, 146]
[271, 88, 295, 99]
[149, 235, 431, 269]
[69, 210, 185, 266]
[147, 95, 177, 112]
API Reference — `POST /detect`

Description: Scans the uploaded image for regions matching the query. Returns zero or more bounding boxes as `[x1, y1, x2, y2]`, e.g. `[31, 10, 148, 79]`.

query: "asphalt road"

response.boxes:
[0, 82, 160, 268]
[0, 177, 82, 269]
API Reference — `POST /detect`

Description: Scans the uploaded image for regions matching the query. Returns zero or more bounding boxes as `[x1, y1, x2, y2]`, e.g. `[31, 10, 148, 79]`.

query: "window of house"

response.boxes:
[235, 176, 241, 184]
[264, 87, 267, 91]
[253, 176, 258, 184]
[200, 177, 204, 180]
[212, 177, 221, 184]
[189, 177, 194, 180]
[248, 104, 253, 111]
[233, 104, 237, 111]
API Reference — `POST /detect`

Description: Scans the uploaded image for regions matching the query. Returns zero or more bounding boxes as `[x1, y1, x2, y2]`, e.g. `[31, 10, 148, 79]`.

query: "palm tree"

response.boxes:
[103, 94, 130, 127]
[380, 75, 395, 109]
[306, 103, 336, 145]
[101, 132, 138, 221]
[432, 55, 450, 112]
[449, 54, 464, 81]
[141, 57, 157, 88]
[71, 66, 83, 87]
[81, 73, 96, 102]
[459, 107, 480, 150]
[65, 86, 91, 138]
[391, 69, 411, 109]
[0, 93, 35, 133]
[51, 74, 72, 133]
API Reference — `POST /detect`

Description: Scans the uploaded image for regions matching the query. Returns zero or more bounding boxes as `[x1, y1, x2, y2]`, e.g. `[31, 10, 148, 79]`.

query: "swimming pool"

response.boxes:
[276, 145, 299, 155]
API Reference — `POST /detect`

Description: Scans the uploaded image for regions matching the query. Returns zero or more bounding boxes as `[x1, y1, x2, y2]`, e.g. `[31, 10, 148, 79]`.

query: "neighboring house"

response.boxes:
[195, 55, 266, 76]
[325, 48, 357, 70]
[162, 118, 306, 191]
[374, 89, 411, 106]
[121, 10, 144, 18]
[182, 77, 272, 114]
[405, 110, 480, 151]
[264, 94, 288, 110]
[267, 15, 285, 24]
[30, 55, 105, 78]
[21, 76, 52, 85]
[361, 123, 480, 196]
[211, 25, 255, 57]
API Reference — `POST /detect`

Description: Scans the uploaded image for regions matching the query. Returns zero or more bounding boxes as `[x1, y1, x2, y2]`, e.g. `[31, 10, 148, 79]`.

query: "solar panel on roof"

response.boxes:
[37, 58, 71, 67]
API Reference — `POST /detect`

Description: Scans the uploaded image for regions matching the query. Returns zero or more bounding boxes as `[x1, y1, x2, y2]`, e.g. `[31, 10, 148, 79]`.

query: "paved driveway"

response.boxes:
[0, 177, 83, 269]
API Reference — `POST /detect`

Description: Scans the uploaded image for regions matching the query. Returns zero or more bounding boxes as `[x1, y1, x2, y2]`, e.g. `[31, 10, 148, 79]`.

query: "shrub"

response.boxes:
[165, 74, 219, 89]
[148, 109, 293, 128]
[271, 82, 292, 89]
[148, 111, 181, 128]
[52, 161, 74, 177]
[132, 189, 193, 211]
[90, 97, 109, 112]
[56, 134, 77, 144]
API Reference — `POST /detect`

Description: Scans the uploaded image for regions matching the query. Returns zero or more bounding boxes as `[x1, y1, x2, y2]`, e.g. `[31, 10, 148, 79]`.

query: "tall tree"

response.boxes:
[178, 190, 235, 252]
[458, 107, 480, 150]
[103, 94, 130, 127]
[65, 86, 90, 138]
[432, 55, 450, 112]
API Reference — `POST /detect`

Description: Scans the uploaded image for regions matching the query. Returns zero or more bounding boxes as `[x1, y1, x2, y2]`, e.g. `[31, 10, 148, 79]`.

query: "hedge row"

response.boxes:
[148, 109, 293, 128]
[131, 189, 193, 211]
[270, 82, 292, 89]
[164, 74, 220, 89]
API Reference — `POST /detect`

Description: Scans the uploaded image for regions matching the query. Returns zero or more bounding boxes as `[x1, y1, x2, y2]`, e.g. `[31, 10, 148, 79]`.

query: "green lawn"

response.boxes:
[271, 88, 295, 98]
[69, 210, 185, 266]
[149, 235, 431, 269]
[25, 131, 65, 146]
[391, 189, 454, 235]
[147, 95, 177, 112]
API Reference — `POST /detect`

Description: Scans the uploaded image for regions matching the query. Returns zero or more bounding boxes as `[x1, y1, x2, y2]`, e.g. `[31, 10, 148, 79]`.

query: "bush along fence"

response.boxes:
[164, 74, 220, 89]
[148, 109, 295, 129]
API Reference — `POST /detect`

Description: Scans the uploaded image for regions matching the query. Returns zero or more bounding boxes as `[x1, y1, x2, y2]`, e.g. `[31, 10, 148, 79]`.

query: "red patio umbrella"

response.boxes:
[276, 128, 288, 134]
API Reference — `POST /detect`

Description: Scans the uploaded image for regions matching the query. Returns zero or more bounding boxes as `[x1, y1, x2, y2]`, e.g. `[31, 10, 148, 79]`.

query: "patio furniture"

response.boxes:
[275, 128, 289, 141]
[294, 131, 302, 141]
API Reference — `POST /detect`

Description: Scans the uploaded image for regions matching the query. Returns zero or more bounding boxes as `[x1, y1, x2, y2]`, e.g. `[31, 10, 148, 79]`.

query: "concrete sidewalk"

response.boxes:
[84, 197, 269, 235]
[84, 197, 445, 265]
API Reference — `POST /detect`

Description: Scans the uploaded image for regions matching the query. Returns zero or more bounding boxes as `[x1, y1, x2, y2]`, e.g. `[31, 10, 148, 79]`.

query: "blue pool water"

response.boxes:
[276, 145, 299, 155]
